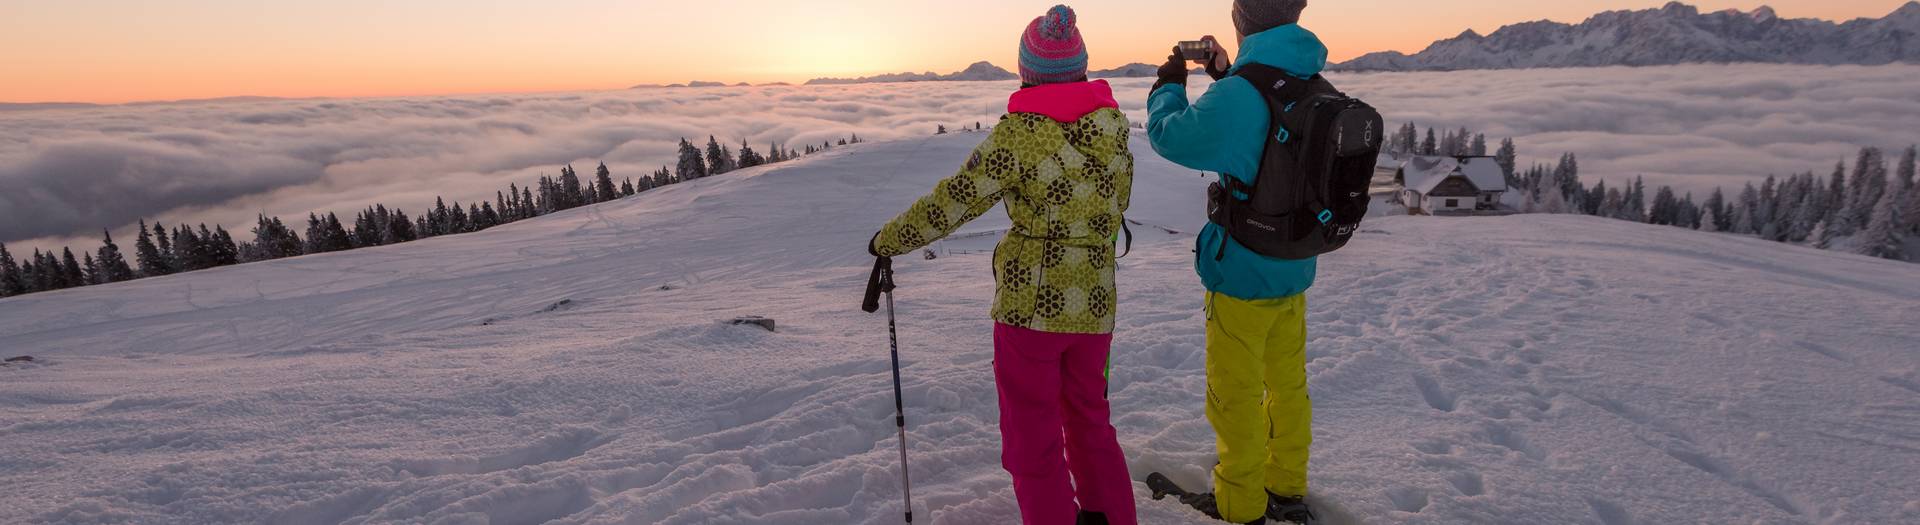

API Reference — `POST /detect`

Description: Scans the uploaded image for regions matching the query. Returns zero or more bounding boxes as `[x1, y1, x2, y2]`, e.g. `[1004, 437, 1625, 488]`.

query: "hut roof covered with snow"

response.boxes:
[1403, 156, 1507, 194]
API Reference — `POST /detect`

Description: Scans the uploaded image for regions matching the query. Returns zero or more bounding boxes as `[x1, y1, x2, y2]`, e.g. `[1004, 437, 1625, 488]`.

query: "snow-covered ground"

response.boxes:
[3, 134, 1918, 524]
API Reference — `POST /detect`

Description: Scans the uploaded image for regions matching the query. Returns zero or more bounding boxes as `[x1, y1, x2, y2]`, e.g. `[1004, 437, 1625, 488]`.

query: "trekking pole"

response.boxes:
[862, 256, 914, 523]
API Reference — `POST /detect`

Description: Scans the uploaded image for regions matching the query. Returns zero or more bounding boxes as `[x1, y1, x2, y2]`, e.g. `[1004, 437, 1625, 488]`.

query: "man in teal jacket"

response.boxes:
[1146, 1, 1321, 523]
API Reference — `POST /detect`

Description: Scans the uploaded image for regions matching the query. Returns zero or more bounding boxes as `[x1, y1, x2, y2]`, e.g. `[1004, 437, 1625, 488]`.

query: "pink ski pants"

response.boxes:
[993, 322, 1136, 525]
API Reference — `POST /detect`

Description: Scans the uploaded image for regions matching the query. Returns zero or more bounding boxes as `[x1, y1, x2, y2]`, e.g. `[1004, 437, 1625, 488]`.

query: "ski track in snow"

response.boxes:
[4, 134, 1920, 524]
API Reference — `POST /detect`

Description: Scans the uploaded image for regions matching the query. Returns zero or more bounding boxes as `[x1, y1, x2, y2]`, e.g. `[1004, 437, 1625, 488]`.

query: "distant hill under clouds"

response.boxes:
[803, 61, 1188, 85]
[632, 61, 1209, 89]
[804, 61, 1019, 85]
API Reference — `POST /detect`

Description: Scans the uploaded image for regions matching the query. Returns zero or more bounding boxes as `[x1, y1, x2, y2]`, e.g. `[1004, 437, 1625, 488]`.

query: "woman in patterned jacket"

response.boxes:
[867, 6, 1136, 524]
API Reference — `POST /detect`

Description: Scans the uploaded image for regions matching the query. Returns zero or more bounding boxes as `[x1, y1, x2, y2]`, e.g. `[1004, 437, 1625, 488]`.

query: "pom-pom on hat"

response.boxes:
[1019, 5, 1089, 86]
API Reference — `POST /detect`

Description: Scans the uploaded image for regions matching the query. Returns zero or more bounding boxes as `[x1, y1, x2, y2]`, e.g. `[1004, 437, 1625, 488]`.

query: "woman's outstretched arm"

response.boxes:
[871, 135, 1011, 257]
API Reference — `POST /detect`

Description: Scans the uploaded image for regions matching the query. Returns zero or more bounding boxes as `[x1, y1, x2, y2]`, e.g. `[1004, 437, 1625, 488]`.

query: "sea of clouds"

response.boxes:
[4, 63, 1917, 251]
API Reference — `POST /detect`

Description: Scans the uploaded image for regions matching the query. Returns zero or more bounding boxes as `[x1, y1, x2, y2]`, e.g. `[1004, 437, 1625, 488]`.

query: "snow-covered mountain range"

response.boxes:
[3, 132, 1917, 523]
[805, 61, 1019, 85]
[1090, 63, 1162, 78]
[1335, 1, 1920, 71]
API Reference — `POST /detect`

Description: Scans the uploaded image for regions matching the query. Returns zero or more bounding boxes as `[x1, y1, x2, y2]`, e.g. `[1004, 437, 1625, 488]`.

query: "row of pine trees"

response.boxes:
[0, 134, 865, 299]
[1391, 123, 1917, 262]
[1512, 145, 1918, 261]
[1387, 122, 1500, 161]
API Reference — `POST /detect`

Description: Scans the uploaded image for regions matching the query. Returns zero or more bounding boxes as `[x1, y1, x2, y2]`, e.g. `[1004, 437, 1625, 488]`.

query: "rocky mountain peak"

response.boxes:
[1333, 2, 1919, 72]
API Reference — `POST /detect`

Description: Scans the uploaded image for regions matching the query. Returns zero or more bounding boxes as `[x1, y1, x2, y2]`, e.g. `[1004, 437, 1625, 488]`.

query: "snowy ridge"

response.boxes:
[3, 134, 1919, 523]
[804, 62, 1019, 86]
[1335, 1, 1920, 71]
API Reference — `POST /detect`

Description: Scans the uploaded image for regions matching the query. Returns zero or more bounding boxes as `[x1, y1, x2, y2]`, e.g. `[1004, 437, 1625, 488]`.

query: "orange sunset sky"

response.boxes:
[2, 0, 1912, 104]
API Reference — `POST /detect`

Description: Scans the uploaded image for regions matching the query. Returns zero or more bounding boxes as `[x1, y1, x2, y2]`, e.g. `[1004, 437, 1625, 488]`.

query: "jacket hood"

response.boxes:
[1229, 24, 1328, 78]
[1007, 80, 1120, 123]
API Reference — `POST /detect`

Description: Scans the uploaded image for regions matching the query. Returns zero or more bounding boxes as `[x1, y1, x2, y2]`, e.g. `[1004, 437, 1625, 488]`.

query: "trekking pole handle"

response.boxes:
[862, 256, 895, 313]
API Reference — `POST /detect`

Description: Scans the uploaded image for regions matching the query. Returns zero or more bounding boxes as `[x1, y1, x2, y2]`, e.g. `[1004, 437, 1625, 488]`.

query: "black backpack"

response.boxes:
[1207, 64, 1383, 261]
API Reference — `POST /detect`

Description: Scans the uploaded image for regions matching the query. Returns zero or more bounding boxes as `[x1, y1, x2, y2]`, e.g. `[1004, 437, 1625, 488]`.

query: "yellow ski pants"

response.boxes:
[1205, 291, 1311, 523]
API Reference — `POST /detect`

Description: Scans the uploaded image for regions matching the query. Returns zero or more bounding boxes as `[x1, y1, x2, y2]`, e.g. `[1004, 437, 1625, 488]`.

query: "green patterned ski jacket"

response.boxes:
[873, 80, 1133, 334]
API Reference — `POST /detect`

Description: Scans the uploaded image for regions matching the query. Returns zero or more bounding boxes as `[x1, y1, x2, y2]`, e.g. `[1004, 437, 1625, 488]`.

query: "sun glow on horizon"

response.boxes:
[1, 0, 1911, 104]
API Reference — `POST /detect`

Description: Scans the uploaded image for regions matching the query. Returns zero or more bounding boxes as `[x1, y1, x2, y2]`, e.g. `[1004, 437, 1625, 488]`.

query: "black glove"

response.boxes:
[1153, 47, 1189, 92]
[1204, 52, 1231, 81]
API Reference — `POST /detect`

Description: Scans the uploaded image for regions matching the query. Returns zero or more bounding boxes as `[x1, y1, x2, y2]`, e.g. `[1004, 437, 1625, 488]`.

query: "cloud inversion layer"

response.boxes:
[1343, 64, 1920, 195]
[3, 64, 1917, 247]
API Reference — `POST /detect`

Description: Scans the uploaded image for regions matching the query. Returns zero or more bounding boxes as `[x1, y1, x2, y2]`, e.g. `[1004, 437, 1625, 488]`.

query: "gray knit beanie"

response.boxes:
[1233, 0, 1308, 38]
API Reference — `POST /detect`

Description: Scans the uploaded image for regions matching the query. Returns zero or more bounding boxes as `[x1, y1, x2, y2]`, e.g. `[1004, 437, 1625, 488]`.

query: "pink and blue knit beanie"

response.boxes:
[1019, 5, 1088, 85]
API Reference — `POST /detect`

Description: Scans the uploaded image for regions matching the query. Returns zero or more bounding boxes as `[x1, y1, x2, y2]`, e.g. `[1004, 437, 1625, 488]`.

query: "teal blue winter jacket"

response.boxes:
[1147, 24, 1327, 300]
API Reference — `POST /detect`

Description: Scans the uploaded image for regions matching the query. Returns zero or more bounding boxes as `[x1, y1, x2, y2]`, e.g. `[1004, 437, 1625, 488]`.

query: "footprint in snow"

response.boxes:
[1481, 422, 1545, 460]
[1413, 373, 1457, 413]
[1478, 403, 1514, 420]
[1880, 376, 1920, 396]
[1385, 486, 1429, 513]
[1790, 340, 1851, 363]
[1409, 440, 1453, 456]
[1689, 312, 1733, 328]
[1588, 497, 1635, 525]
[1446, 471, 1485, 497]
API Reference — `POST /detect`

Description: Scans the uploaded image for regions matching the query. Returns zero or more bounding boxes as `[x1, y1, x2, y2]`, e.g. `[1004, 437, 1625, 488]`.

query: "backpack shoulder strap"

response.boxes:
[1232, 64, 1318, 105]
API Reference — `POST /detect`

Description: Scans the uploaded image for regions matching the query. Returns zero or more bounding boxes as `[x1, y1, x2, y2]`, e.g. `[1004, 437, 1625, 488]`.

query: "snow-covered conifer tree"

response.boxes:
[1703, 188, 1728, 232]
[595, 162, 618, 201]
[1786, 182, 1818, 242]
[303, 213, 328, 254]
[1650, 186, 1678, 225]
[82, 253, 100, 285]
[737, 140, 763, 169]
[1823, 161, 1848, 229]
[1810, 219, 1832, 249]
[1540, 185, 1569, 214]
[558, 165, 585, 209]
[1733, 184, 1758, 234]
[706, 136, 733, 176]
[677, 138, 707, 180]
[1495, 138, 1517, 187]
[388, 210, 415, 243]
[97, 230, 135, 283]
[1898, 145, 1917, 192]
[152, 222, 176, 271]
[1906, 182, 1920, 235]
[1858, 190, 1904, 260]
[134, 220, 170, 276]
[0, 244, 20, 297]
[1845, 147, 1887, 231]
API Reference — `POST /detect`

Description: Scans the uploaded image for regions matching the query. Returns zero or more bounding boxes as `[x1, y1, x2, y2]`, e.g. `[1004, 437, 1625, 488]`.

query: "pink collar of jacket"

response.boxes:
[1007, 80, 1119, 123]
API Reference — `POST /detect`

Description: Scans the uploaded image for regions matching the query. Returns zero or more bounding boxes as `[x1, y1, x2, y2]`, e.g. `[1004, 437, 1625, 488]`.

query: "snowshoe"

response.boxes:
[1145, 472, 1265, 524]
[1266, 493, 1317, 524]
[1145, 472, 1193, 501]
